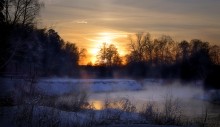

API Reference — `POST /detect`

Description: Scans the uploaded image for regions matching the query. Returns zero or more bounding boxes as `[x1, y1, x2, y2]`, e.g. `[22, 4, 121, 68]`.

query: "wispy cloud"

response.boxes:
[75, 20, 88, 24]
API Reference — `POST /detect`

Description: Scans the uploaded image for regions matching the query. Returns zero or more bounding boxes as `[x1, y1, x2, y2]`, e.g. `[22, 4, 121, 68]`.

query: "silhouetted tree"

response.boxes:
[128, 33, 148, 62]
[0, 0, 44, 73]
[209, 45, 220, 65]
[154, 35, 175, 65]
[2, 0, 43, 26]
[127, 33, 176, 65]
[61, 42, 80, 75]
[126, 33, 178, 77]
[178, 39, 212, 80]
[0, 0, 4, 23]
[41, 29, 83, 76]
[96, 43, 122, 66]
[144, 33, 155, 65]
[178, 40, 190, 62]
[96, 43, 107, 65]
[190, 39, 211, 78]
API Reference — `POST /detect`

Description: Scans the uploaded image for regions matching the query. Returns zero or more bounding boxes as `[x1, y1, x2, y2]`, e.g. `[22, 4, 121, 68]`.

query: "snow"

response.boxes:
[0, 106, 145, 127]
[37, 79, 142, 95]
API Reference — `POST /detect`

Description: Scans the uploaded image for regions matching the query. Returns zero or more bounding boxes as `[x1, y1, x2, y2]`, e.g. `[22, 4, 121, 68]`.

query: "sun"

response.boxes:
[98, 32, 114, 44]
[88, 32, 114, 63]
[87, 32, 127, 64]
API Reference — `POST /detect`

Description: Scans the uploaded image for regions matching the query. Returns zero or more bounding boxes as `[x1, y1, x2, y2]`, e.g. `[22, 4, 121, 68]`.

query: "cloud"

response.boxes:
[40, 0, 61, 4]
[76, 20, 88, 24]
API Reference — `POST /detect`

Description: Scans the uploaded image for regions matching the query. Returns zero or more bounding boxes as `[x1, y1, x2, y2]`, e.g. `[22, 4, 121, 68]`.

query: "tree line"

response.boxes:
[93, 33, 220, 89]
[0, 0, 84, 76]
[125, 33, 220, 79]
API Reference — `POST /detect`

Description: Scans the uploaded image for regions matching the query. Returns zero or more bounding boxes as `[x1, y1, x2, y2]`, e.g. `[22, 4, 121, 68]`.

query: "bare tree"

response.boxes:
[0, 0, 43, 70]
[127, 33, 176, 65]
[144, 33, 155, 64]
[209, 45, 220, 65]
[2, 0, 43, 26]
[178, 40, 190, 62]
[96, 43, 122, 66]
[106, 44, 122, 66]
[128, 32, 147, 62]
[96, 43, 108, 65]
[154, 35, 175, 64]
[0, 0, 4, 23]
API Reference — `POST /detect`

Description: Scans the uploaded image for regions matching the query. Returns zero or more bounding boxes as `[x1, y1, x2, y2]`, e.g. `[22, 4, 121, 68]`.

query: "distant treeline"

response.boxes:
[84, 33, 220, 89]
[124, 33, 220, 81]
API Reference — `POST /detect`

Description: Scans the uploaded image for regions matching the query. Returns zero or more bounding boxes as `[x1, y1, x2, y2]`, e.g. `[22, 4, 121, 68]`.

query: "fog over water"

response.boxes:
[1, 78, 219, 118]
[36, 78, 220, 117]
[88, 80, 213, 117]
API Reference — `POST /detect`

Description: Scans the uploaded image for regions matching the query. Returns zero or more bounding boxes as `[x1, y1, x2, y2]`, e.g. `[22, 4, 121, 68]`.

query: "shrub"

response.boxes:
[55, 91, 91, 112]
[140, 101, 157, 122]
[99, 97, 137, 125]
[140, 94, 184, 125]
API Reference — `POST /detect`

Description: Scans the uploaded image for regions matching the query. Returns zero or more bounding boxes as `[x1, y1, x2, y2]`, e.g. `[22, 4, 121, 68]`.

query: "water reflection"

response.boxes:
[90, 100, 103, 110]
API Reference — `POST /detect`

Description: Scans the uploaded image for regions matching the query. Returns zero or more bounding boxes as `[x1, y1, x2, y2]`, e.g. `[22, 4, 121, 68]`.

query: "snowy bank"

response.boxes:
[37, 79, 142, 95]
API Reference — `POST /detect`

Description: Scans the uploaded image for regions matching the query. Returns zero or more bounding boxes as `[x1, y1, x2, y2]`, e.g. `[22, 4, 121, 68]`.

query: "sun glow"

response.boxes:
[91, 33, 112, 55]
[90, 48, 100, 64]
[91, 100, 103, 110]
[88, 32, 114, 64]
[86, 32, 128, 65]
[100, 32, 114, 43]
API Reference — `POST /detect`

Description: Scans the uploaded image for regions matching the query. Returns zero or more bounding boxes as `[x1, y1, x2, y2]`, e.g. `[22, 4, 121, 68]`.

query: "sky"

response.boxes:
[39, 0, 220, 64]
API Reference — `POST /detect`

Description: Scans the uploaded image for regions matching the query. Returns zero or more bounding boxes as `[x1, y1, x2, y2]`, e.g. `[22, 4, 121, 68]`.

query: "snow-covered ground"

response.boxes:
[0, 105, 144, 127]
[37, 78, 142, 95]
[1, 105, 188, 127]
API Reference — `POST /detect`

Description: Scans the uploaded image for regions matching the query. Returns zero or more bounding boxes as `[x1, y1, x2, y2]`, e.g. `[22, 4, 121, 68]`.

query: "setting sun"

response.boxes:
[91, 32, 120, 45]
[90, 32, 116, 56]
[86, 32, 127, 64]
[98, 32, 114, 44]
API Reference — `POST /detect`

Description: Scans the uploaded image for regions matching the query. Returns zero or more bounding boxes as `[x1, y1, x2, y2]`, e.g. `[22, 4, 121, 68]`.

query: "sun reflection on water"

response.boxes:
[90, 100, 103, 110]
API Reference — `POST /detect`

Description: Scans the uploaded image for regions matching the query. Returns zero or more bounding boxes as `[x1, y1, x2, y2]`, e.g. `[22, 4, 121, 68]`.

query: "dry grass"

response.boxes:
[194, 107, 220, 127]
[140, 93, 184, 126]
[54, 91, 91, 112]
[98, 97, 137, 125]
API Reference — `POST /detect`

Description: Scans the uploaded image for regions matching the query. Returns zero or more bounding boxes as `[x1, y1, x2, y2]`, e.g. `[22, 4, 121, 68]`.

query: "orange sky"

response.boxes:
[39, 0, 220, 65]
